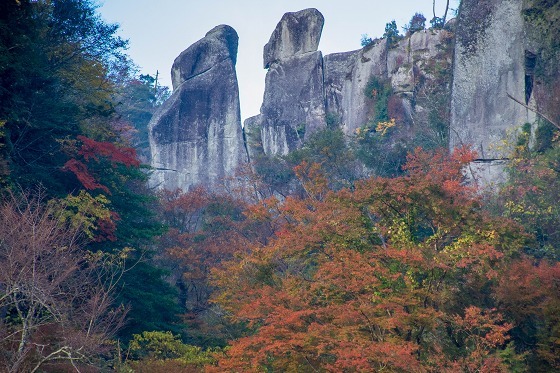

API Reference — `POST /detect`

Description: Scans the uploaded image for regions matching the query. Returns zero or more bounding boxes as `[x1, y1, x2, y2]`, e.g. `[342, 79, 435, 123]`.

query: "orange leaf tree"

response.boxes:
[211, 147, 526, 372]
[156, 187, 277, 346]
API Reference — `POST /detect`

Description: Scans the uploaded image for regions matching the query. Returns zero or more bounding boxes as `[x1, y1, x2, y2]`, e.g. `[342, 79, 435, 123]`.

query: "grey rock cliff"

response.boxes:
[450, 0, 535, 187]
[326, 41, 388, 135]
[149, 25, 246, 191]
[247, 9, 454, 159]
[323, 50, 360, 124]
[147, 5, 557, 193]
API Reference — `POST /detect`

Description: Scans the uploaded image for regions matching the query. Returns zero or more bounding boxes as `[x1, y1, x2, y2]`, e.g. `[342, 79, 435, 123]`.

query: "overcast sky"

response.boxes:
[98, 1, 459, 121]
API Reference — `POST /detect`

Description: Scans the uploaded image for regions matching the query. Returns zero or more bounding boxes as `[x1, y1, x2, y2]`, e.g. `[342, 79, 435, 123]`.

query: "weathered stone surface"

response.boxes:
[387, 30, 452, 94]
[259, 51, 326, 155]
[171, 25, 238, 89]
[149, 25, 246, 191]
[263, 8, 324, 69]
[242, 114, 264, 160]
[337, 41, 388, 135]
[464, 160, 508, 191]
[450, 0, 534, 159]
[253, 8, 454, 158]
[323, 50, 360, 125]
[323, 31, 452, 138]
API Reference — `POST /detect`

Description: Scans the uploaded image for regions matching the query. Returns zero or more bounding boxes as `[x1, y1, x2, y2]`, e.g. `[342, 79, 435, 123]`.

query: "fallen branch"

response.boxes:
[507, 93, 560, 130]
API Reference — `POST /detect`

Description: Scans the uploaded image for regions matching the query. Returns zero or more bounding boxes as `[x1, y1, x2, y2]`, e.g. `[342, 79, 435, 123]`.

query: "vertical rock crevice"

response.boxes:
[524, 50, 537, 104]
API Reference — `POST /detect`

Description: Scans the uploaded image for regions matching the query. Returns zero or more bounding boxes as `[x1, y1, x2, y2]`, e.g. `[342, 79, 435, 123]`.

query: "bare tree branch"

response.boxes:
[0, 190, 126, 372]
[507, 93, 560, 130]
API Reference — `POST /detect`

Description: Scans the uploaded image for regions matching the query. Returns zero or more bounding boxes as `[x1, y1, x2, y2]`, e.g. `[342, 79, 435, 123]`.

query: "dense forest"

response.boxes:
[1, 0, 559, 372]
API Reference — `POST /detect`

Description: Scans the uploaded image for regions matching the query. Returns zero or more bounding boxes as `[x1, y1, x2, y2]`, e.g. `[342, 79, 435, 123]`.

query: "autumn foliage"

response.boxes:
[0, 191, 126, 372]
[63, 135, 140, 194]
[209, 147, 530, 372]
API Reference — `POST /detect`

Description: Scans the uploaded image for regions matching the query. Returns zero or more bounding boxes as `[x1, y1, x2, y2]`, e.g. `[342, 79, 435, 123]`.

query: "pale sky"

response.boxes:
[98, 1, 459, 121]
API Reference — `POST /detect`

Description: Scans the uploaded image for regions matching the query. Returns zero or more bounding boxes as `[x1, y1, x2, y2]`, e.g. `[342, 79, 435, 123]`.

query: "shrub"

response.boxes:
[406, 12, 426, 34]
[383, 20, 401, 47]
[127, 331, 220, 369]
[360, 33, 373, 47]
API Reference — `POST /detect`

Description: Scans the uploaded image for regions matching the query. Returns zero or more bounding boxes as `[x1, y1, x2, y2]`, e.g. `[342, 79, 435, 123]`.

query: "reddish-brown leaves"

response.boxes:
[77, 135, 140, 167]
[63, 135, 140, 194]
[210, 147, 526, 371]
[63, 158, 110, 193]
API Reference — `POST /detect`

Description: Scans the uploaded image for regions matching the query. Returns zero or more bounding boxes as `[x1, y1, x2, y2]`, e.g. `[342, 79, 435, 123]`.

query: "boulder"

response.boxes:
[171, 25, 239, 89]
[149, 25, 246, 191]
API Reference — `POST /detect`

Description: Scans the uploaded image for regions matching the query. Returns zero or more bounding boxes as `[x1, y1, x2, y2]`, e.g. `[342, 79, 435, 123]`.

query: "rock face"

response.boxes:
[149, 25, 246, 191]
[450, 0, 535, 186]
[324, 29, 454, 137]
[246, 4, 543, 188]
[149, 4, 550, 192]
[246, 8, 327, 156]
[246, 8, 454, 158]
[323, 50, 360, 125]
[326, 41, 388, 136]
[263, 8, 324, 69]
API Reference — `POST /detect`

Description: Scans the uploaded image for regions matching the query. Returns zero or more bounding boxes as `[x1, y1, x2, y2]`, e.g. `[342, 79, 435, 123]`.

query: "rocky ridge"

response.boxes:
[149, 2, 557, 192]
[245, 8, 454, 159]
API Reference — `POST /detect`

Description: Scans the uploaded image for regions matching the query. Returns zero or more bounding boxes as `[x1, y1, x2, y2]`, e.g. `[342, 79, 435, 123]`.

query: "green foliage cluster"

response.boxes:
[383, 20, 402, 48]
[249, 117, 361, 196]
[356, 77, 408, 176]
[286, 127, 360, 189]
[405, 12, 427, 34]
[0, 0, 127, 193]
[360, 34, 374, 47]
[430, 16, 446, 29]
[494, 142, 560, 372]
[501, 123, 560, 261]
[129, 331, 219, 363]
[364, 77, 393, 124]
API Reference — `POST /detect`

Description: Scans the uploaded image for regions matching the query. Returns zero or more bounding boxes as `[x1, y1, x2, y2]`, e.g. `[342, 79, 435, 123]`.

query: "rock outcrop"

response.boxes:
[245, 9, 326, 156]
[149, 4, 555, 192]
[450, 0, 535, 186]
[246, 8, 454, 158]
[263, 8, 324, 69]
[149, 25, 246, 191]
[324, 29, 454, 137]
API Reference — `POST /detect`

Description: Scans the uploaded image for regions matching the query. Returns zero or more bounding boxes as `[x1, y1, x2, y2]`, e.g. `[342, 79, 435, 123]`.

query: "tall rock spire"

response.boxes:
[245, 8, 327, 156]
[149, 25, 246, 191]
